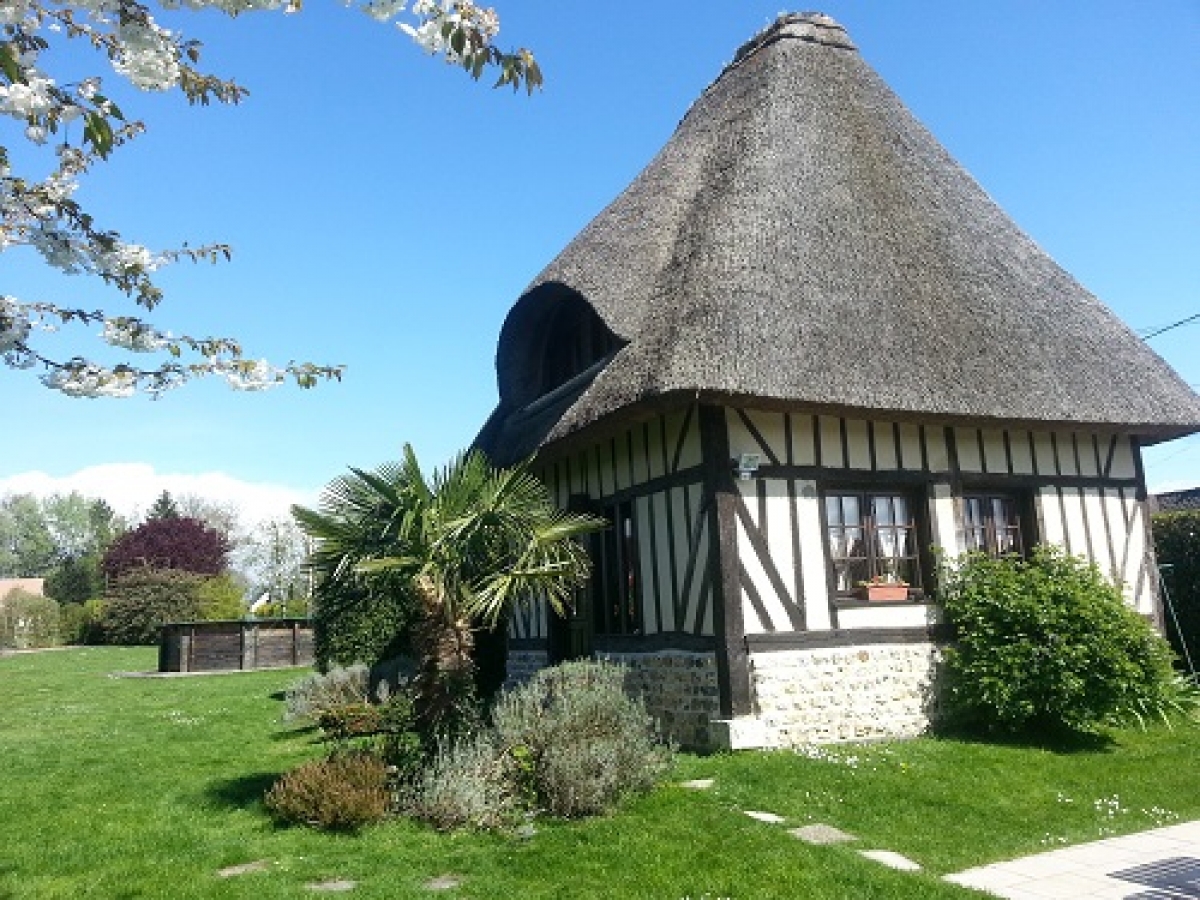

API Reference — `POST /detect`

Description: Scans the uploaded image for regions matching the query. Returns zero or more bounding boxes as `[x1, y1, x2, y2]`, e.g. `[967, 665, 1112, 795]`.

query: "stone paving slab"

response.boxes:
[789, 823, 857, 845]
[945, 821, 1200, 899]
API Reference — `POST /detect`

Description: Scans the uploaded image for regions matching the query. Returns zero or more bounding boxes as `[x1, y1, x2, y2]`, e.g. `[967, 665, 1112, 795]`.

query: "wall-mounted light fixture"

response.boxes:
[733, 452, 762, 480]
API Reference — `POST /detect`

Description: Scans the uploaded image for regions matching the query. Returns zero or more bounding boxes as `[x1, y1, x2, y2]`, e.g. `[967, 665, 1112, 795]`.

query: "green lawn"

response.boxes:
[2, 647, 1198, 899]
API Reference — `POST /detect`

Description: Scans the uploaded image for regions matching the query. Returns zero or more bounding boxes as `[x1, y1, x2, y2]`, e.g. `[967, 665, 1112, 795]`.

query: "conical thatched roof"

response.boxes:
[476, 13, 1200, 463]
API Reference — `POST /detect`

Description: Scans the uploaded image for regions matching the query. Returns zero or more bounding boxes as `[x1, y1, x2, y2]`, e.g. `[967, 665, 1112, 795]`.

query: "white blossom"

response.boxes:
[0, 299, 33, 354]
[41, 364, 137, 398]
[102, 319, 170, 352]
[220, 359, 284, 391]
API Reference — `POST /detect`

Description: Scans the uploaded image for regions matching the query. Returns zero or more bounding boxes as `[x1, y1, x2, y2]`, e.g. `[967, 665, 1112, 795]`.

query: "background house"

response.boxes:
[475, 13, 1200, 748]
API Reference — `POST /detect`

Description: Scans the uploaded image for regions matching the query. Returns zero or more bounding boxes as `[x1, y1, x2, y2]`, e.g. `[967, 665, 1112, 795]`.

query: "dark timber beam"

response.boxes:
[700, 403, 752, 717]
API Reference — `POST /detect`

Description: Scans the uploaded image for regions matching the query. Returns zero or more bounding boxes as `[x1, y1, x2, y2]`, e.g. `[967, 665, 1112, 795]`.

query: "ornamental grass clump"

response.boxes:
[398, 733, 519, 831]
[939, 546, 1181, 735]
[263, 750, 391, 832]
[491, 660, 674, 818]
[283, 664, 370, 722]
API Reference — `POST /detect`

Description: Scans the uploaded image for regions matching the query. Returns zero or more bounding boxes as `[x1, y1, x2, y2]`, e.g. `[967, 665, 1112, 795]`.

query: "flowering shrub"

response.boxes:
[263, 750, 391, 831]
[1, 0, 538, 396]
[939, 547, 1180, 734]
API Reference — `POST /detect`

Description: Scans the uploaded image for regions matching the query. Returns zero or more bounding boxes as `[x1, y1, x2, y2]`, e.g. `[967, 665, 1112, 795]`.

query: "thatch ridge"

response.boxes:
[477, 12, 1200, 464]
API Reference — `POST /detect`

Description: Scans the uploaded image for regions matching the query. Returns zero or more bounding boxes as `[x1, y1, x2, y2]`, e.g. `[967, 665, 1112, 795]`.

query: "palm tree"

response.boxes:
[293, 445, 603, 739]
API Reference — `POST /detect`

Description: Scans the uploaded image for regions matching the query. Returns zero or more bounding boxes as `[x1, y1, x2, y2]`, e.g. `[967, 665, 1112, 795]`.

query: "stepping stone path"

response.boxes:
[743, 810, 787, 824]
[680, 779, 715, 790]
[790, 824, 857, 845]
[424, 874, 464, 891]
[306, 879, 357, 892]
[216, 860, 271, 877]
[858, 850, 922, 872]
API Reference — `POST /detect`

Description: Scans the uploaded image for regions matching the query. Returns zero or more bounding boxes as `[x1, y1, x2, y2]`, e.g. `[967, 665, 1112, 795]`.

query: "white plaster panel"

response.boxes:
[898, 422, 923, 471]
[651, 492, 678, 633]
[737, 482, 789, 633]
[790, 414, 817, 466]
[845, 419, 871, 469]
[1109, 436, 1136, 479]
[836, 604, 940, 629]
[1062, 488, 1090, 559]
[1122, 500, 1150, 613]
[669, 486, 693, 630]
[613, 434, 632, 493]
[929, 484, 959, 557]
[795, 481, 833, 630]
[675, 410, 703, 471]
[764, 479, 798, 618]
[726, 410, 757, 468]
[634, 495, 659, 635]
[955, 427, 982, 473]
[1082, 488, 1116, 581]
[874, 422, 899, 471]
[819, 416, 845, 469]
[981, 428, 1008, 474]
[1038, 487, 1066, 548]
[1077, 433, 1100, 478]
[1009, 429, 1034, 475]
[686, 483, 713, 634]
[1056, 432, 1080, 477]
[1032, 432, 1057, 476]
[746, 409, 787, 462]
[925, 427, 950, 473]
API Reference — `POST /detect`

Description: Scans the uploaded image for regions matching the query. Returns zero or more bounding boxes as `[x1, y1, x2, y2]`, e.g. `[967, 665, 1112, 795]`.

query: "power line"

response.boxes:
[1141, 313, 1200, 340]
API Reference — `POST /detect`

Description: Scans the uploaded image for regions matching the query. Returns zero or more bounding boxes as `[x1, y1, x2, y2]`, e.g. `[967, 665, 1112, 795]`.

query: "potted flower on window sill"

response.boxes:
[857, 576, 910, 602]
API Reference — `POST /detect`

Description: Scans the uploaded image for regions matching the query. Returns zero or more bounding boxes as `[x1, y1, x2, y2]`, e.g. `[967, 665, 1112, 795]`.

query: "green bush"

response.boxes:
[263, 750, 391, 831]
[939, 547, 1180, 734]
[0, 589, 61, 649]
[283, 664, 370, 722]
[99, 569, 205, 645]
[195, 573, 246, 621]
[312, 576, 414, 672]
[492, 660, 673, 818]
[57, 600, 105, 645]
[1151, 510, 1200, 669]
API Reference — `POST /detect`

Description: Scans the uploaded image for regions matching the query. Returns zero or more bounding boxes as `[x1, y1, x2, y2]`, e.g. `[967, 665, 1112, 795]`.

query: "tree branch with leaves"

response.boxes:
[1, 0, 540, 397]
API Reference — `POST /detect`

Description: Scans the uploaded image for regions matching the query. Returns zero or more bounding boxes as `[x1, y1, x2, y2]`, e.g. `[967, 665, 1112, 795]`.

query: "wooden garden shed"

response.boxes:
[474, 13, 1200, 748]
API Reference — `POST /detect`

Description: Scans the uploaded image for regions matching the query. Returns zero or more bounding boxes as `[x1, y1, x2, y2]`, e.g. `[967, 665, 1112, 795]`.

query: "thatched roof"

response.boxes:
[476, 13, 1200, 464]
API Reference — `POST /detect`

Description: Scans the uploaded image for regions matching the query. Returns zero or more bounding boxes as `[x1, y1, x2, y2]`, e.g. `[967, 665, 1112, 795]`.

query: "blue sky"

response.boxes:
[2, 0, 1198, 519]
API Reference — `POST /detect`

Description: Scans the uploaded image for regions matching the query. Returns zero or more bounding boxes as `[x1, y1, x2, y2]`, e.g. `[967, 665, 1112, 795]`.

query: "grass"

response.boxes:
[1, 647, 1198, 899]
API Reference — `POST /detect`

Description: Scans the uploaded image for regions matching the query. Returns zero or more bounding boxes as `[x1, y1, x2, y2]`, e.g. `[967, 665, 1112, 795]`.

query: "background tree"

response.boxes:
[101, 514, 229, 580]
[1151, 510, 1200, 673]
[0, 586, 60, 649]
[294, 445, 601, 739]
[146, 490, 180, 521]
[0, 493, 57, 576]
[240, 517, 310, 607]
[2, 0, 538, 397]
[99, 568, 205, 644]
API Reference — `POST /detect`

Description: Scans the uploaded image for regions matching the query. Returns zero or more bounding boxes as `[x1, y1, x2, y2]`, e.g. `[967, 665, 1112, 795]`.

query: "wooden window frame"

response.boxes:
[961, 491, 1032, 558]
[821, 487, 930, 600]
[590, 499, 642, 637]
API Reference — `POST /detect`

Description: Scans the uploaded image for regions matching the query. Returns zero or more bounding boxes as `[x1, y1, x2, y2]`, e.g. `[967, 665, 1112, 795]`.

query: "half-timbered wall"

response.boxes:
[509, 404, 716, 643]
[726, 409, 1154, 634]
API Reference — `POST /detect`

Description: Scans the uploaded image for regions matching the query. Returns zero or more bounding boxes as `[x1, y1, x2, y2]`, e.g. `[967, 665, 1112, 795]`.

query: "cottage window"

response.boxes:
[825, 491, 923, 594]
[591, 500, 641, 636]
[962, 494, 1024, 557]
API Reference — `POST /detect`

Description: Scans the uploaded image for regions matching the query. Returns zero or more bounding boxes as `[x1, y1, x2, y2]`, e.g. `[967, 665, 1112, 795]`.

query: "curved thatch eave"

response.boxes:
[481, 13, 1200, 463]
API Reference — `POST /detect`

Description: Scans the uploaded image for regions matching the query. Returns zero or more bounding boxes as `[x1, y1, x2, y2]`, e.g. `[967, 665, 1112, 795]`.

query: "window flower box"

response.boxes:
[857, 579, 909, 602]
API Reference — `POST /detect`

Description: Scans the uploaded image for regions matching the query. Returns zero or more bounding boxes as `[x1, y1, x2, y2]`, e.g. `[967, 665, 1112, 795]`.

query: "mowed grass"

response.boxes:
[1, 648, 1197, 900]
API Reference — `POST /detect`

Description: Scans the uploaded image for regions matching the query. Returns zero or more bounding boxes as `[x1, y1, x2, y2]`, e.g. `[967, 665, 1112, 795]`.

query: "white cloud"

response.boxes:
[0, 464, 317, 528]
